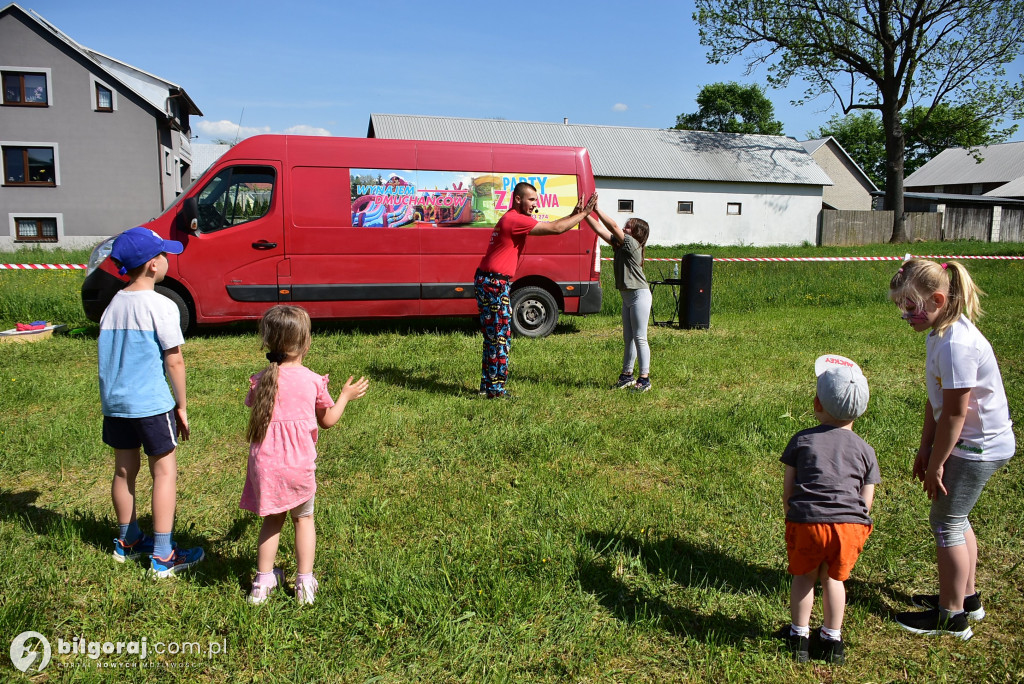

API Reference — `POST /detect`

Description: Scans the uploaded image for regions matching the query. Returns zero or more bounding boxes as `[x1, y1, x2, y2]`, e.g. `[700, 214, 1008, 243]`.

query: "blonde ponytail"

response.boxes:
[245, 305, 312, 445]
[889, 258, 985, 335]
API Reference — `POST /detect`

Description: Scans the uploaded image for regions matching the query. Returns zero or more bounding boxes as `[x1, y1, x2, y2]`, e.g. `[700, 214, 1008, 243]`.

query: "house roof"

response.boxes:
[800, 136, 879, 192]
[904, 140, 1024, 187]
[984, 176, 1024, 198]
[2, 3, 201, 118]
[368, 113, 832, 187]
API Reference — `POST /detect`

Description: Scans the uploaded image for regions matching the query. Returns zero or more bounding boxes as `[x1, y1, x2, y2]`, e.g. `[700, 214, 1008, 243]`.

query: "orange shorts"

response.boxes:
[785, 521, 872, 581]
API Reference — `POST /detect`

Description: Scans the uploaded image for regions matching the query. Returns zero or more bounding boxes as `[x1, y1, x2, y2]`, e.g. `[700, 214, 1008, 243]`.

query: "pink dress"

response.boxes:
[239, 366, 334, 516]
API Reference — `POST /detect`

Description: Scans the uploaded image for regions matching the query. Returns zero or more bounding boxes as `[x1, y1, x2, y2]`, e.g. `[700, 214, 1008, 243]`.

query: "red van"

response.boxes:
[82, 135, 602, 337]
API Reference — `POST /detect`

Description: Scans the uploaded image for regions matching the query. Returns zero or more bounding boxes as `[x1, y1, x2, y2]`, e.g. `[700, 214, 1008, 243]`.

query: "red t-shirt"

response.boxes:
[477, 210, 538, 277]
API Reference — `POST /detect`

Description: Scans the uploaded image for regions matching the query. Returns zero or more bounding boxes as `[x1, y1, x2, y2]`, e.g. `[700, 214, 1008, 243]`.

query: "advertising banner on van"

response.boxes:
[350, 170, 578, 228]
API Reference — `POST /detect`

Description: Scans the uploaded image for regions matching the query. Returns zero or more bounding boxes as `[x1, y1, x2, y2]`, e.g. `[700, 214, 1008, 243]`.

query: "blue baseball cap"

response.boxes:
[110, 227, 183, 275]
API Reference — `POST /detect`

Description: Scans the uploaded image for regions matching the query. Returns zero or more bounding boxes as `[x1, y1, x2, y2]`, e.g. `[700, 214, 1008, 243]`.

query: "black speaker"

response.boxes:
[679, 253, 712, 329]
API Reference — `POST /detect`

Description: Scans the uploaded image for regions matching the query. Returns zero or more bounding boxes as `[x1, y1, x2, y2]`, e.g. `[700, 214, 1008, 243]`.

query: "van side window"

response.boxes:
[195, 166, 275, 233]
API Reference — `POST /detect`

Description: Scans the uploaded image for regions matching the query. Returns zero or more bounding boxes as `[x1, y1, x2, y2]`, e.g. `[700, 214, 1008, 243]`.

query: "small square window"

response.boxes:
[618, 199, 634, 212]
[15, 217, 58, 242]
[2, 71, 48, 106]
[677, 201, 693, 214]
[96, 83, 112, 111]
[727, 202, 742, 215]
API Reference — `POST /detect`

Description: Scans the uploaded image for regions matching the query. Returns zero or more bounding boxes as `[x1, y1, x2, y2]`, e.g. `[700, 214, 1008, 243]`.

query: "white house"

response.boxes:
[368, 114, 833, 246]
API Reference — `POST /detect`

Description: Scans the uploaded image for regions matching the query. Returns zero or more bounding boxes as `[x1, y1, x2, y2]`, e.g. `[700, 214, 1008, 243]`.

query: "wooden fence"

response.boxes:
[821, 207, 1024, 245]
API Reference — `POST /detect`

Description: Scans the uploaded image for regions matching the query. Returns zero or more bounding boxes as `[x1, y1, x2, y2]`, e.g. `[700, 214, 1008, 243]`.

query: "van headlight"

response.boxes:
[86, 236, 116, 276]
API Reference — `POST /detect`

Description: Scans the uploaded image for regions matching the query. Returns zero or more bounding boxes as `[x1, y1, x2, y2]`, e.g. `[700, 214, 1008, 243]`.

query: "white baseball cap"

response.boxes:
[814, 355, 869, 421]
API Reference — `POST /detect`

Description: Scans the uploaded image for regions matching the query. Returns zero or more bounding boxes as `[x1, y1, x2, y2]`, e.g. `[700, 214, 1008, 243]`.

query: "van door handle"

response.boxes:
[252, 241, 277, 250]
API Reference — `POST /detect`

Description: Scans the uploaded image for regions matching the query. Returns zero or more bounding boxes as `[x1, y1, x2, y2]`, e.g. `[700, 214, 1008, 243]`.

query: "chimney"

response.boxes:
[563, 117, 569, 124]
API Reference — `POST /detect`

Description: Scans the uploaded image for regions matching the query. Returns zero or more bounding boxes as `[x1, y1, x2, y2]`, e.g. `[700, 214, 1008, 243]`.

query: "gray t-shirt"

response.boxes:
[613, 234, 648, 291]
[780, 424, 880, 525]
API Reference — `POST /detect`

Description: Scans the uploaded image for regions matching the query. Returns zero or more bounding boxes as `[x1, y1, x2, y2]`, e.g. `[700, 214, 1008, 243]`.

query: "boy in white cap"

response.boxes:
[781, 355, 879, 664]
[101, 227, 204, 577]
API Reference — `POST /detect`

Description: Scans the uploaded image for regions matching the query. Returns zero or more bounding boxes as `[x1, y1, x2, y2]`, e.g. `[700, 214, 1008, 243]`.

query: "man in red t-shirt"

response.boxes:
[474, 182, 597, 399]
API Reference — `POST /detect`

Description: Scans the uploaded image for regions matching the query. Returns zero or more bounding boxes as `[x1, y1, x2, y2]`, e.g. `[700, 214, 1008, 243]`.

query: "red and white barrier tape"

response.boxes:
[0, 263, 87, 270]
[3, 254, 1023, 270]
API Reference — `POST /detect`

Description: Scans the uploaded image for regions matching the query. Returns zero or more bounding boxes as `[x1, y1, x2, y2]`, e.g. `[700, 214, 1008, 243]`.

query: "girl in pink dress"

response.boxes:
[241, 305, 368, 605]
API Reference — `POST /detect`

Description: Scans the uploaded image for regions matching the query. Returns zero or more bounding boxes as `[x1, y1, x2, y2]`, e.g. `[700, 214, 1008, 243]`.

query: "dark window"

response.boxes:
[618, 199, 634, 212]
[15, 217, 58, 242]
[195, 166, 275, 232]
[3, 146, 56, 185]
[727, 202, 742, 215]
[2, 71, 48, 105]
[95, 83, 112, 111]
[677, 201, 693, 214]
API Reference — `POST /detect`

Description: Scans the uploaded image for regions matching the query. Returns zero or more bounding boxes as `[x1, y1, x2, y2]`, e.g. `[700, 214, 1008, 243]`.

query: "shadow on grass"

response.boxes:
[578, 529, 908, 642]
[0, 488, 261, 592]
[367, 361, 473, 397]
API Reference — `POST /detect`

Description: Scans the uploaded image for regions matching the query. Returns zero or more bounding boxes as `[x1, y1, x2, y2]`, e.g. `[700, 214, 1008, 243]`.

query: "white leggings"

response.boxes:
[621, 288, 652, 376]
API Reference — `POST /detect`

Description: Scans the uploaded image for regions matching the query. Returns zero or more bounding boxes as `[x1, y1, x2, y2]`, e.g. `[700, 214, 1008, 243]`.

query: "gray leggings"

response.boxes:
[930, 456, 1010, 547]
[621, 288, 652, 376]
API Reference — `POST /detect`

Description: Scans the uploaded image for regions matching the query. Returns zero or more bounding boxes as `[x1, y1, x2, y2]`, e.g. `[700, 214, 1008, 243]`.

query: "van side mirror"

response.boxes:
[180, 197, 199, 232]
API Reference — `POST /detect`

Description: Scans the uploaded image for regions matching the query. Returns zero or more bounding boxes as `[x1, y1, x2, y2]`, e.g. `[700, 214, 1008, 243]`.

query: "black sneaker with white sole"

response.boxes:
[895, 608, 973, 640]
[911, 592, 985, 621]
[818, 637, 846, 665]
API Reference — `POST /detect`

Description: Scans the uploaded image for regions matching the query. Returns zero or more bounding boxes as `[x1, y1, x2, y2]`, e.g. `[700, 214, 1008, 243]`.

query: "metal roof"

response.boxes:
[985, 176, 1024, 198]
[904, 140, 1024, 187]
[369, 114, 832, 187]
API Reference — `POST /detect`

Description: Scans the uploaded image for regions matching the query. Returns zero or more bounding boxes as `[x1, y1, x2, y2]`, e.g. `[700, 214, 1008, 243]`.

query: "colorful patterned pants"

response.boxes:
[475, 271, 512, 398]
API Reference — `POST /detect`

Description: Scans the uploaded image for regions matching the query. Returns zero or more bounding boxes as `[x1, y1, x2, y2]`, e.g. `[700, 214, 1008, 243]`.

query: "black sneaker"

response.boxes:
[787, 633, 810, 663]
[911, 592, 985, 621]
[632, 377, 652, 393]
[895, 608, 973, 640]
[613, 373, 635, 389]
[818, 638, 845, 665]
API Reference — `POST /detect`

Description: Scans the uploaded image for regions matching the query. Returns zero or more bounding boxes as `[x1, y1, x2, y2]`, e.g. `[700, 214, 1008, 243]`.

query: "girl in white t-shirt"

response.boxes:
[889, 259, 1015, 640]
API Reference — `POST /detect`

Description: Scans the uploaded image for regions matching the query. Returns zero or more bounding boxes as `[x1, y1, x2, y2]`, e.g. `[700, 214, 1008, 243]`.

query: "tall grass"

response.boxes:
[0, 241, 1022, 681]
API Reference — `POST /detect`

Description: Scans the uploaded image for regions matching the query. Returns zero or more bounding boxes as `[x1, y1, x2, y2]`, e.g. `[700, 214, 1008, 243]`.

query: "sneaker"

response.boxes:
[895, 608, 973, 640]
[632, 377, 652, 393]
[247, 568, 284, 605]
[150, 546, 205, 578]
[613, 373, 635, 389]
[787, 633, 810, 663]
[296, 575, 319, 605]
[112, 535, 154, 563]
[912, 592, 985, 621]
[819, 638, 846, 665]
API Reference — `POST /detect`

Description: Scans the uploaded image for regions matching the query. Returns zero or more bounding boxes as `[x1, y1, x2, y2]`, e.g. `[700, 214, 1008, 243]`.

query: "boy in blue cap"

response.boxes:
[101, 227, 204, 577]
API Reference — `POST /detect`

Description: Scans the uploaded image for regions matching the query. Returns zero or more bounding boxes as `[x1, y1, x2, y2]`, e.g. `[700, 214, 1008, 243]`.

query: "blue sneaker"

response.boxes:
[113, 535, 154, 563]
[632, 377, 652, 393]
[613, 373, 636, 389]
[150, 546, 205, 578]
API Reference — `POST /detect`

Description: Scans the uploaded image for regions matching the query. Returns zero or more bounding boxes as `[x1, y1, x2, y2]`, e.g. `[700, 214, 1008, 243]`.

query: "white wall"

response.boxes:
[595, 178, 823, 246]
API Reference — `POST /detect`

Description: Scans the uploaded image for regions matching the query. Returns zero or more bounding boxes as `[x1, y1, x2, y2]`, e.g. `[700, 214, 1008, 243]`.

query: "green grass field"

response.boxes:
[1, 241, 1022, 682]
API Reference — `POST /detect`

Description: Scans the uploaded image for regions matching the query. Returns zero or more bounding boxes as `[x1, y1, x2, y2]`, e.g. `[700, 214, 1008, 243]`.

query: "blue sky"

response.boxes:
[22, 0, 1024, 144]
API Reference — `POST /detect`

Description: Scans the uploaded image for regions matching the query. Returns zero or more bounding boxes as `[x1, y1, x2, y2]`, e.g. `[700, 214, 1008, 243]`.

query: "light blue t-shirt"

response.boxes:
[98, 289, 184, 418]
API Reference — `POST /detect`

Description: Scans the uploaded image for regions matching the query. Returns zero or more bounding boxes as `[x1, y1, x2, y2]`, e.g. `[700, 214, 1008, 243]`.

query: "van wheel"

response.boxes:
[511, 286, 559, 338]
[155, 285, 193, 335]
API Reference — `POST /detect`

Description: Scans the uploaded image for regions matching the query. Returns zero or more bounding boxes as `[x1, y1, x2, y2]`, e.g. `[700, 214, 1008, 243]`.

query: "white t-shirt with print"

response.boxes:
[926, 315, 1015, 461]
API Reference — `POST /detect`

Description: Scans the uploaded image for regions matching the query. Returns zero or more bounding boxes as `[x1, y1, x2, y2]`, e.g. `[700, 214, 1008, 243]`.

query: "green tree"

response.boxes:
[813, 104, 1017, 188]
[675, 82, 784, 135]
[694, 0, 1024, 242]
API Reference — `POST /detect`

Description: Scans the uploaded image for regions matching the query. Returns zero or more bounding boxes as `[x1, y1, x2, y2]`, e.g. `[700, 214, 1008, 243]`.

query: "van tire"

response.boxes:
[156, 285, 193, 336]
[511, 286, 559, 338]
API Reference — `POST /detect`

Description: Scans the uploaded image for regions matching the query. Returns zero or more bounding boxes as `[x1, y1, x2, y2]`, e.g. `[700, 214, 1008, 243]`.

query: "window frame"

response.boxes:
[95, 83, 113, 111]
[726, 202, 742, 216]
[617, 199, 634, 212]
[677, 201, 693, 214]
[1, 68, 51, 107]
[9, 213, 62, 243]
[2, 142, 59, 187]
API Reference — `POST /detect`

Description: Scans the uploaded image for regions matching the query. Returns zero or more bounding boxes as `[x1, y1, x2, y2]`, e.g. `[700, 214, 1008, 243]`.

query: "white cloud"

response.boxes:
[612, 103, 628, 112]
[282, 124, 331, 136]
[195, 119, 331, 141]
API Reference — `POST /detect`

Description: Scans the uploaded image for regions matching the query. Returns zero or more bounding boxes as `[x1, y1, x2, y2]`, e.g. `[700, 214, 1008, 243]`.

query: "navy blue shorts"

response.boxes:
[102, 410, 178, 457]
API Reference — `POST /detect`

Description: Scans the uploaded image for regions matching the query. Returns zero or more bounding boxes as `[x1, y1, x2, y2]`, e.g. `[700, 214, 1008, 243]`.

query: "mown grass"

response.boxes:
[0, 241, 1022, 682]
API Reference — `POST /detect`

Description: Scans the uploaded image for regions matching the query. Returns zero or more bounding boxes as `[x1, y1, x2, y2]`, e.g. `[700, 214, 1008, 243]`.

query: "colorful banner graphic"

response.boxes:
[350, 170, 578, 228]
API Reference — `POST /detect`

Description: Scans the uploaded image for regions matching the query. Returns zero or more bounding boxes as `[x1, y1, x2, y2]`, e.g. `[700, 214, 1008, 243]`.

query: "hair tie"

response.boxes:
[941, 263, 948, 270]
[266, 351, 286, 364]
[897, 267, 904, 274]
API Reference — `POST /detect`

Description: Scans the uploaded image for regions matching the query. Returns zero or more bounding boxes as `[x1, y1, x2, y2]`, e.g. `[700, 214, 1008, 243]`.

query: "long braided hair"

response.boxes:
[246, 305, 312, 444]
[889, 259, 984, 336]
